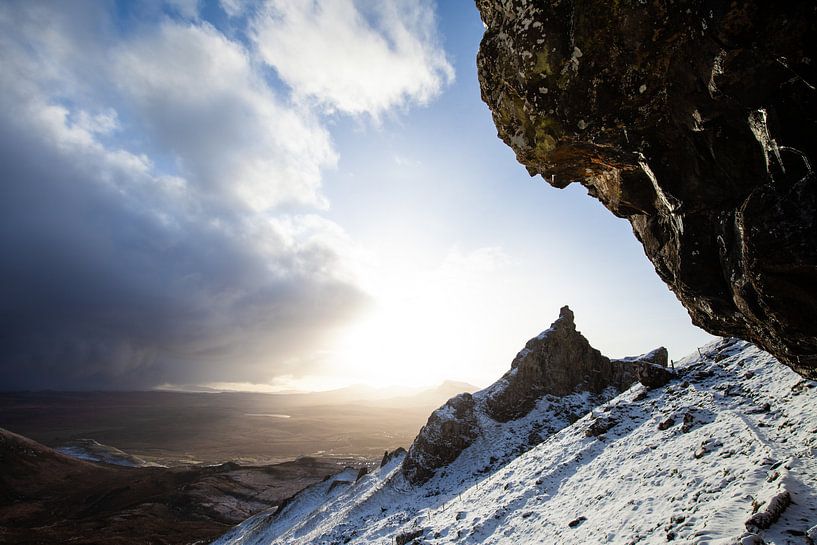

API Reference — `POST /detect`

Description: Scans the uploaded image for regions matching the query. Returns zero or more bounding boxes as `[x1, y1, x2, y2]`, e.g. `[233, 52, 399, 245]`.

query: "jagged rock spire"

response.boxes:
[402, 306, 667, 484]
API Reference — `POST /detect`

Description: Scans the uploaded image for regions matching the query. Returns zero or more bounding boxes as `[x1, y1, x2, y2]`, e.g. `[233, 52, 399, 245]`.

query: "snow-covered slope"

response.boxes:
[213, 339, 816, 545]
[56, 438, 163, 467]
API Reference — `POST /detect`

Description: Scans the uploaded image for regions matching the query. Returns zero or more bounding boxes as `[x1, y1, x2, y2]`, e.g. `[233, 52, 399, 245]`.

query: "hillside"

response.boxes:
[213, 326, 816, 544]
[0, 428, 355, 545]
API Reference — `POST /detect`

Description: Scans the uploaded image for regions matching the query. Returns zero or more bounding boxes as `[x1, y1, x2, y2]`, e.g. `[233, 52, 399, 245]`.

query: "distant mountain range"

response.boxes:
[253, 380, 479, 408]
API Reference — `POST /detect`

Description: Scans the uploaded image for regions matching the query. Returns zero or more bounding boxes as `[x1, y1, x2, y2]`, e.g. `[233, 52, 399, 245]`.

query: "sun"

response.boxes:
[329, 299, 456, 389]
[324, 246, 530, 390]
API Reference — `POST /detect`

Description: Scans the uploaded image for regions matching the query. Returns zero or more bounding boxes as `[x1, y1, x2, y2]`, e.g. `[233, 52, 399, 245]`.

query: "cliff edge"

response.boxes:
[476, 0, 817, 378]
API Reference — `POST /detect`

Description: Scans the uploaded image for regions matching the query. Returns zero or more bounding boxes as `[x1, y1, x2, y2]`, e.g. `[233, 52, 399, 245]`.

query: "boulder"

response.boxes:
[637, 362, 675, 389]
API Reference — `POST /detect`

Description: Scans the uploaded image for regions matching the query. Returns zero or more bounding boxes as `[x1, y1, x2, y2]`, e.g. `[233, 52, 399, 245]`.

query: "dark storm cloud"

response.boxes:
[0, 2, 368, 390]
[0, 107, 366, 390]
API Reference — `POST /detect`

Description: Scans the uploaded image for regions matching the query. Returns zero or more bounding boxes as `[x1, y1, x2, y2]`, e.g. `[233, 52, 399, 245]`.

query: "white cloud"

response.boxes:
[166, 0, 200, 19]
[113, 21, 337, 211]
[0, 0, 456, 389]
[0, 2, 367, 388]
[251, 0, 454, 117]
[219, 0, 244, 18]
[73, 108, 120, 136]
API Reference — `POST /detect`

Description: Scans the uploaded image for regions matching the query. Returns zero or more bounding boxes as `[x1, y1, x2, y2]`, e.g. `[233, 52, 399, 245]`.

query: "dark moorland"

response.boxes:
[0, 384, 472, 544]
[0, 427, 348, 544]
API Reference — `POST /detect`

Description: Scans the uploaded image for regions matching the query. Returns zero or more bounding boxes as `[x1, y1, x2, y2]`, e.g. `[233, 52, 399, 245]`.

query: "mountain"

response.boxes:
[0, 427, 357, 545]
[212, 311, 816, 545]
[401, 306, 665, 485]
[0, 385, 468, 466]
[356, 380, 480, 410]
[278, 381, 479, 408]
[55, 438, 163, 467]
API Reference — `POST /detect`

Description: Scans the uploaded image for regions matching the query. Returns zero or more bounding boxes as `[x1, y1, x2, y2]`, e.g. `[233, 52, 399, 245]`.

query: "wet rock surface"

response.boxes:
[475, 0, 817, 378]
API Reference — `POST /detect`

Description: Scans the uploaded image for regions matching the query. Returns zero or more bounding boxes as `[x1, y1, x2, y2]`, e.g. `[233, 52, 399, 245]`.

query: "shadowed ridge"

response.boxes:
[401, 306, 665, 485]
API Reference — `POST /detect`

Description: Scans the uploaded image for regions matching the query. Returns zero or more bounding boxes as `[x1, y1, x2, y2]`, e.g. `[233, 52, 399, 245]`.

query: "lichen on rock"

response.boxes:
[475, 0, 817, 379]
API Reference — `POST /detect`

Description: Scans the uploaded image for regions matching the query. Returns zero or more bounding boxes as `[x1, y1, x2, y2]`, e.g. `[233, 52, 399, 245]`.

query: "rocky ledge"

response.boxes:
[475, 0, 817, 378]
[401, 306, 667, 485]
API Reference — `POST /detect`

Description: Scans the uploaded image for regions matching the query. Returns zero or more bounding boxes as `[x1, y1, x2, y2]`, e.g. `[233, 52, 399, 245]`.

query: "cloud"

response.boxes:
[251, 0, 454, 117]
[113, 20, 337, 211]
[219, 0, 245, 18]
[166, 0, 200, 19]
[0, 2, 370, 390]
[0, 0, 454, 390]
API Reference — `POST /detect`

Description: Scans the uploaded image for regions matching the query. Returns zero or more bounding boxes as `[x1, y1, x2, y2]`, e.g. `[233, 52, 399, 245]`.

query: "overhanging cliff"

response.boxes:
[475, 0, 817, 378]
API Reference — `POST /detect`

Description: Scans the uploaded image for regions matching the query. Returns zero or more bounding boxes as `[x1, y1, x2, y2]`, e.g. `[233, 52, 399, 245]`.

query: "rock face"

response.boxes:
[486, 306, 644, 421]
[380, 447, 407, 468]
[401, 306, 666, 484]
[401, 392, 480, 485]
[475, 0, 817, 379]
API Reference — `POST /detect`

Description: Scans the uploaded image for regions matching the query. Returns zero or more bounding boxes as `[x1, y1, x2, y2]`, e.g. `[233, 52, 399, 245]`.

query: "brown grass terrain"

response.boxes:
[0, 427, 361, 545]
[0, 386, 474, 544]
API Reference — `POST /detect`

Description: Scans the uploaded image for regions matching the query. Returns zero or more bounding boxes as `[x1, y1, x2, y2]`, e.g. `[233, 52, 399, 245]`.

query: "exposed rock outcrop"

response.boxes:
[401, 392, 480, 485]
[380, 447, 407, 468]
[486, 306, 652, 421]
[475, 0, 817, 378]
[401, 306, 665, 484]
[744, 490, 791, 532]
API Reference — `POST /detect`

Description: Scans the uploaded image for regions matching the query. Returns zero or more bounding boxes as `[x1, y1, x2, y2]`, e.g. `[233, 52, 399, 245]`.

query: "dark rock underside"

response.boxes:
[475, 0, 817, 378]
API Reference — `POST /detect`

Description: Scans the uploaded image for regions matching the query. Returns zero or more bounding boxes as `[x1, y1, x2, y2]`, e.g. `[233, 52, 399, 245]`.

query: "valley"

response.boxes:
[0, 383, 472, 466]
[0, 383, 473, 544]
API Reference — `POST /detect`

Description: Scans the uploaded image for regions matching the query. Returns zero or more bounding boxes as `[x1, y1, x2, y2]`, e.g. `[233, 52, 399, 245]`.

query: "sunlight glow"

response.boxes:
[327, 247, 513, 388]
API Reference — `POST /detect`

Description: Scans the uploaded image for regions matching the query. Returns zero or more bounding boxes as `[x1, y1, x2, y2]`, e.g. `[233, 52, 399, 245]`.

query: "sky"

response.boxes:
[0, 0, 714, 392]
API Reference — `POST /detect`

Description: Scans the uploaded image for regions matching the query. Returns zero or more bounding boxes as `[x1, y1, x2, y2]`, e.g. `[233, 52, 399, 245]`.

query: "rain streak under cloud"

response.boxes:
[0, 0, 453, 389]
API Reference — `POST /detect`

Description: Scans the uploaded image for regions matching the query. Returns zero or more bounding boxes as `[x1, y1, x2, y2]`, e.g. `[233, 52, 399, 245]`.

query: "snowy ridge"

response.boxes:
[402, 306, 654, 485]
[213, 339, 817, 544]
[405, 385, 620, 492]
[56, 439, 163, 467]
[212, 466, 366, 545]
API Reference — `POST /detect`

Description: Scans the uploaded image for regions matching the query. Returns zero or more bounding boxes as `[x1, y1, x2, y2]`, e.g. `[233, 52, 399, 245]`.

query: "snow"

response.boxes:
[56, 439, 162, 467]
[615, 346, 665, 364]
[213, 339, 817, 545]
